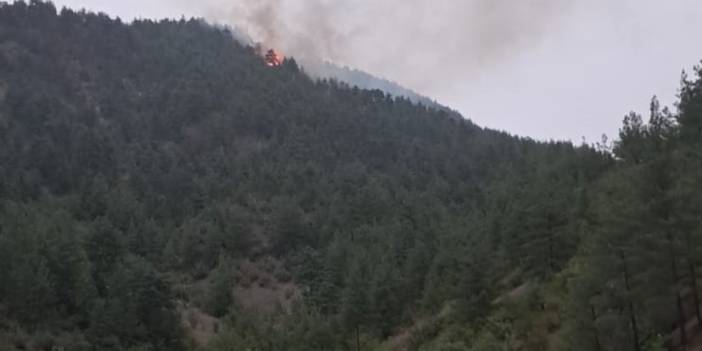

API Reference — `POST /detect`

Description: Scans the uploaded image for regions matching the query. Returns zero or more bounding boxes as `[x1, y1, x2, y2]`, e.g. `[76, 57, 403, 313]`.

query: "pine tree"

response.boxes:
[207, 258, 235, 318]
[341, 260, 371, 351]
[7, 255, 56, 327]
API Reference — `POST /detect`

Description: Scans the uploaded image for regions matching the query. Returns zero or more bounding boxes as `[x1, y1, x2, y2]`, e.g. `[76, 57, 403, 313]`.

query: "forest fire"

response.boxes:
[264, 49, 284, 67]
[254, 44, 284, 67]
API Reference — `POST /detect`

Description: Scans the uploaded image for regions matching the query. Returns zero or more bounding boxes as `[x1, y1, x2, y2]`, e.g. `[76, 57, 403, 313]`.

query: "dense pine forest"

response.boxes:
[0, 1, 701, 350]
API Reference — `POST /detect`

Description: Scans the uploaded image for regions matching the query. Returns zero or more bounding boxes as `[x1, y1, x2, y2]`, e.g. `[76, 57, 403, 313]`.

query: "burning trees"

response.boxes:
[264, 49, 284, 67]
[254, 44, 284, 67]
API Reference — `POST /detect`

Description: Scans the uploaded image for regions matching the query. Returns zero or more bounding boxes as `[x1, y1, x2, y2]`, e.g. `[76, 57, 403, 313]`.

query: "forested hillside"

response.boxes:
[299, 59, 448, 112]
[0, 2, 700, 351]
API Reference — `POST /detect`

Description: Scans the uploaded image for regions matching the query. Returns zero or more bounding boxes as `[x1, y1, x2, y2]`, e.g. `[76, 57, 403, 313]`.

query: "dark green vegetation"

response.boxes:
[301, 59, 448, 112]
[0, 1, 701, 350]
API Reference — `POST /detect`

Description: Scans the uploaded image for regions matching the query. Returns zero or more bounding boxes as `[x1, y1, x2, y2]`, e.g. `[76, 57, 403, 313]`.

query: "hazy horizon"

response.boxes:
[32, 0, 702, 143]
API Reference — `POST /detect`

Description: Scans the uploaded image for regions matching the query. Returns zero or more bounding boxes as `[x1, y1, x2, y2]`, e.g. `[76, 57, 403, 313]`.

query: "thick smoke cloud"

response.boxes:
[152, 0, 702, 142]
[177, 0, 574, 93]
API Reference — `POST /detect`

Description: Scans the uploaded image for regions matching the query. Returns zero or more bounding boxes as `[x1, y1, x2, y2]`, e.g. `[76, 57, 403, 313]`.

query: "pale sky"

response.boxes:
[42, 0, 702, 142]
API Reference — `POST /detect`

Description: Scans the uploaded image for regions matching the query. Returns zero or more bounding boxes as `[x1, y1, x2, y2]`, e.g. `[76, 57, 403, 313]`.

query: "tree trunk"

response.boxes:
[355, 324, 361, 351]
[668, 230, 687, 347]
[590, 304, 603, 351]
[547, 214, 556, 274]
[684, 231, 702, 325]
[677, 292, 688, 347]
[620, 249, 642, 351]
[627, 302, 641, 351]
[548, 232, 555, 273]
[689, 261, 702, 325]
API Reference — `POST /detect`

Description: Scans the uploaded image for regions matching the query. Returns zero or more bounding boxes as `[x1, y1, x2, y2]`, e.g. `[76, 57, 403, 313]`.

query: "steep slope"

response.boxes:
[299, 58, 451, 113]
[0, 2, 631, 351]
[212, 25, 451, 112]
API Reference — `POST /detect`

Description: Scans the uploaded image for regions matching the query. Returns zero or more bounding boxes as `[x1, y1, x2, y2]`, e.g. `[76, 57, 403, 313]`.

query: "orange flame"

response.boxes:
[264, 49, 284, 67]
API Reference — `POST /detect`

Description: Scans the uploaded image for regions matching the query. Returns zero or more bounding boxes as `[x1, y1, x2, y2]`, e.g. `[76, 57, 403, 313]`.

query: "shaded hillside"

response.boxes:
[3, 2, 701, 351]
[212, 24, 450, 113]
[299, 58, 452, 113]
[0, 2, 605, 350]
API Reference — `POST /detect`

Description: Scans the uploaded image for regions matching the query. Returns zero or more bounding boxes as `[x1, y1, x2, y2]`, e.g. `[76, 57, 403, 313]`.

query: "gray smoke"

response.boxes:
[47, 0, 702, 142]
[174, 0, 574, 95]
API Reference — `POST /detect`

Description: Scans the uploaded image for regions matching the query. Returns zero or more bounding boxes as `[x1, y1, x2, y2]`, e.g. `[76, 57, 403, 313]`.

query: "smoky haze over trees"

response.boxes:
[181, 0, 573, 91]
[159, 0, 702, 142]
[1, 1, 702, 351]
[47, 0, 702, 140]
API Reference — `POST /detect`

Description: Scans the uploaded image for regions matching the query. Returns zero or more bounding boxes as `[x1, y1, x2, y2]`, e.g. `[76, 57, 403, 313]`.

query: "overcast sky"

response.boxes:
[45, 0, 702, 142]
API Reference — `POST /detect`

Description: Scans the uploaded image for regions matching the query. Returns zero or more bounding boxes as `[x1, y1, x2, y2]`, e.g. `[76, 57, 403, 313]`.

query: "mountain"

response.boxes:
[1, 2, 702, 351]
[212, 25, 452, 113]
[299, 58, 452, 113]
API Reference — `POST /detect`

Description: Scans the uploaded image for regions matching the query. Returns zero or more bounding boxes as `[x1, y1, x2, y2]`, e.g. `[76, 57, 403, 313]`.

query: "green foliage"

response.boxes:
[0, 0, 607, 345]
[559, 87, 702, 351]
[205, 305, 345, 351]
[206, 259, 235, 318]
[5, 1, 702, 350]
[88, 255, 184, 350]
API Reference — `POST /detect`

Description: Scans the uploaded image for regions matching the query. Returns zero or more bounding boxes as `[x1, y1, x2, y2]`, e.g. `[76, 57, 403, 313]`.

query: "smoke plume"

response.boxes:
[175, 0, 575, 96]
